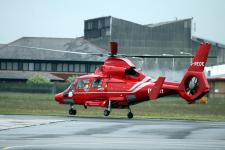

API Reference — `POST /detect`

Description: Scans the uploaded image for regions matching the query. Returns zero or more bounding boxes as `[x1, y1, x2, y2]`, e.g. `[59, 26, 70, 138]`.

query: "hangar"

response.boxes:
[0, 16, 224, 82]
[0, 37, 104, 82]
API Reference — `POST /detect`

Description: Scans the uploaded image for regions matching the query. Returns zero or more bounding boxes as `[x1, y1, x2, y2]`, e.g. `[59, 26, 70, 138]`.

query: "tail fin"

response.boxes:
[188, 43, 211, 72]
[149, 77, 165, 100]
[178, 43, 211, 103]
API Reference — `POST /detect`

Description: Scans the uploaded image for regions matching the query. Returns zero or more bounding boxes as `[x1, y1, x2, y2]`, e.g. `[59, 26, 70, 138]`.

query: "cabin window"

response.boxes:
[76, 79, 90, 89]
[92, 78, 103, 88]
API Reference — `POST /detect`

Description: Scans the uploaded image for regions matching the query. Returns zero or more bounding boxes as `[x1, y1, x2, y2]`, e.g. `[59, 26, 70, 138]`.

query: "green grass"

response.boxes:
[0, 92, 225, 121]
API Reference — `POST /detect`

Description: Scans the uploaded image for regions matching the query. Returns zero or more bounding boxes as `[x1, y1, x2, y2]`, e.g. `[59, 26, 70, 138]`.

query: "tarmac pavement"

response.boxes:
[0, 115, 225, 150]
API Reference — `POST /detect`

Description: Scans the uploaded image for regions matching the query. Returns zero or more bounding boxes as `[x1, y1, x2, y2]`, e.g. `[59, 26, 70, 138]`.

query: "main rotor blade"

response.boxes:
[123, 54, 217, 58]
[6, 45, 217, 58]
[7, 45, 107, 57]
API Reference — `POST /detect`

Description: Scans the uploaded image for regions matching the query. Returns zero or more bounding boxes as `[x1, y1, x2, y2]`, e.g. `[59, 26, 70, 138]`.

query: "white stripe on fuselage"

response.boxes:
[132, 81, 152, 93]
[128, 76, 151, 91]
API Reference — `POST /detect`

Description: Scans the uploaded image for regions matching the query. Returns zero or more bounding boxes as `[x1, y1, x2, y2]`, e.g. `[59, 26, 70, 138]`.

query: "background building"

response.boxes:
[84, 16, 224, 80]
[0, 37, 105, 82]
[0, 16, 225, 82]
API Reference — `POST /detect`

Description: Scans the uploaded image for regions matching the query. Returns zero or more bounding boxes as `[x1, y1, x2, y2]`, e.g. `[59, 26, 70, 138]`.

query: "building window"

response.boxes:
[74, 64, 80, 72]
[29, 63, 34, 71]
[0, 62, 6, 70]
[105, 17, 110, 26]
[57, 64, 62, 72]
[90, 64, 96, 72]
[87, 22, 92, 30]
[34, 63, 40, 71]
[12, 62, 18, 70]
[80, 64, 86, 73]
[63, 64, 68, 72]
[69, 64, 74, 72]
[41, 63, 46, 71]
[7, 62, 13, 70]
[46, 63, 52, 71]
[95, 65, 100, 70]
[98, 20, 102, 29]
[18, 62, 23, 70]
[23, 63, 29, 71]
[52, 63, 57, 72]
[105, 28, 111, 36]
[184, 21, 188, 28]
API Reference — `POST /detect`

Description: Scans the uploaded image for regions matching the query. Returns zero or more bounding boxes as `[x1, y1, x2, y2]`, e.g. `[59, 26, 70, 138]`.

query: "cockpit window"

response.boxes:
[92, 78, 103, 88]
[76, 79, 90, 89]
[125, 67, 140, 77]
[67, 80, 76, 91]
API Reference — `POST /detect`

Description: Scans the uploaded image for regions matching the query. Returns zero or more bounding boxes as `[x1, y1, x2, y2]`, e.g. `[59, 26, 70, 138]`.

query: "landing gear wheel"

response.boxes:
[69, 108, 77, 115]
[104, 109, 110, 116]
[127, 112, 133, 119]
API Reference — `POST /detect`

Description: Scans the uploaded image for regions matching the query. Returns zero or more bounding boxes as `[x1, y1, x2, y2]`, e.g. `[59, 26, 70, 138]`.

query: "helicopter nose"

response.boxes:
[54, 92, 64, 104]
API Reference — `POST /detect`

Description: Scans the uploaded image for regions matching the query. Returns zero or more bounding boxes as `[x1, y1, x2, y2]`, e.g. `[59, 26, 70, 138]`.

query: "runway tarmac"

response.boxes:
[0, 115, 225, 150]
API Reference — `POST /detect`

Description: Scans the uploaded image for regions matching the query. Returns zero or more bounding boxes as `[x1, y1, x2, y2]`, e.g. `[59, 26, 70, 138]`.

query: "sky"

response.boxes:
[0, 0, 225, 44]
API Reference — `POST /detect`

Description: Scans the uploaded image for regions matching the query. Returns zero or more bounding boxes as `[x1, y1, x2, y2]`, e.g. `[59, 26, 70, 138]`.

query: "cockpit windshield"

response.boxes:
[66, 80, 76, 91]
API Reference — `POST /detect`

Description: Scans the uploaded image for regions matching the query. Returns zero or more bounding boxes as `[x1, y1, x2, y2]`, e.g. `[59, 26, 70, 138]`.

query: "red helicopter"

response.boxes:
[54, 42, 212, 119]
[9, 42, 212, 119]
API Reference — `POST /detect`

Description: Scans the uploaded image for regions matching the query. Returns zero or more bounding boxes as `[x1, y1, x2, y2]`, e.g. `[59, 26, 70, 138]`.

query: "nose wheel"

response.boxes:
[69, 105, 77, 115]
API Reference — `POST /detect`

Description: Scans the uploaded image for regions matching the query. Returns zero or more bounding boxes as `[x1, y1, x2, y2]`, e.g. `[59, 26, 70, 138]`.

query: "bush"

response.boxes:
[26, 75, 52, 85]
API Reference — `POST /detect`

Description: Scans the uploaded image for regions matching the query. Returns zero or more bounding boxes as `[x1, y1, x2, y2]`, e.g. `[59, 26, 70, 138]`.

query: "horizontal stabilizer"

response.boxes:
[149, 77, 165, 100]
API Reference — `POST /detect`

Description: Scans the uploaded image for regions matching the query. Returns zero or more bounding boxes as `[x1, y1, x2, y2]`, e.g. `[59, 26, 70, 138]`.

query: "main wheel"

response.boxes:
[127, 112, 133, 119]
[69, 108, 77, 115]
[104, 109, 110, 116]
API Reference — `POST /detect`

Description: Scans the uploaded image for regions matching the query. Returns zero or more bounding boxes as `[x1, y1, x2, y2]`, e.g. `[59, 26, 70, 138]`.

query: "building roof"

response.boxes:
[192, 36, 225, 48]
[0, 70, 64, 81]
[0, 37, 106, 62]
[145, 18, 192, 28]
[208, 74, 225, 81]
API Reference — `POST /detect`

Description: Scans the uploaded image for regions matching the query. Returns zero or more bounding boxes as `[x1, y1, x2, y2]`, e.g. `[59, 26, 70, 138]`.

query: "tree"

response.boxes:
[67, 75, 77, 84]
[26, 75, 52, 85]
